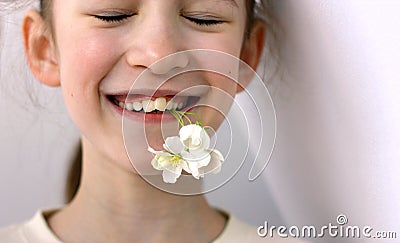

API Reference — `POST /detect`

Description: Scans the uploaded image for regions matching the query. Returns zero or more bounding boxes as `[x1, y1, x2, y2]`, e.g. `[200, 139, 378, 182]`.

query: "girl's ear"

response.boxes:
[22, 10, 60, 87]
[238, 20, 266, 93]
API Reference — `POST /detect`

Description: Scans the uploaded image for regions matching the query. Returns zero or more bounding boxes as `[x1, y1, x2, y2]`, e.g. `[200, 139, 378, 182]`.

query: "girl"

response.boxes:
[1, 0, 303, 242]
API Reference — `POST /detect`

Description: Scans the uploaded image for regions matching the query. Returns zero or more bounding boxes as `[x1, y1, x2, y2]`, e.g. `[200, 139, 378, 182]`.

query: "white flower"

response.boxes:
[179, 124, 210, 151]
[148, 124, 224, 183]
[148, 136, 191, 184]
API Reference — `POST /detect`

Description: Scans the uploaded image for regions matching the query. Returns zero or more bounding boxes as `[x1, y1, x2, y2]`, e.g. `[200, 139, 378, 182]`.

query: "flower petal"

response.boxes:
[199, 129, 211, 150]
[189, 149, 212, 165]
[182, 149, 211, 168]
[202, 150, 223, 174]
[198, 167, 205, 178]
[181, 160, 191, 174]
[151, 156, 162, 170]
[210, 149, 225, 162]
[163, 136, 184, 154]
[179, 124, 197, 142]
[179, 124, 210, 150]
[193, 153, 211, 168]
[162, 165, 183, 183]
[188, 163, 200, 179]
[148, 147, 157, 153]
[151, 155, 173, 170]
[148, 147, 170, 157]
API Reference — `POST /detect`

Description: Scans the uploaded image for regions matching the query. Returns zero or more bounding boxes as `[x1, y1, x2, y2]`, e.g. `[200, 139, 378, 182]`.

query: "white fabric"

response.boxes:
[0, 209, 306, 243]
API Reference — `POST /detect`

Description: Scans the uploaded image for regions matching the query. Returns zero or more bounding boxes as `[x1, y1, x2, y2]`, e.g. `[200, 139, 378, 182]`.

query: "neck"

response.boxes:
[48, 138, 226, 243]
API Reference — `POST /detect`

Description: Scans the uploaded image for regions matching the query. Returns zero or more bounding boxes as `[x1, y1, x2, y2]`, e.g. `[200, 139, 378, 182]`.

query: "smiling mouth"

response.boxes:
[107, 95, 200, 114]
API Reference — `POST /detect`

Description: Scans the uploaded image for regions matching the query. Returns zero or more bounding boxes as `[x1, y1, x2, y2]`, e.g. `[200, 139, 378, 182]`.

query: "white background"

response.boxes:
[1, 1, 399, 242]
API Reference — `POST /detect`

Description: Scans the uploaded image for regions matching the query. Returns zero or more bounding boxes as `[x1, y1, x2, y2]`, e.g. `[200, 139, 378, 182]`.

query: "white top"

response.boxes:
[0, 209, 305, 243]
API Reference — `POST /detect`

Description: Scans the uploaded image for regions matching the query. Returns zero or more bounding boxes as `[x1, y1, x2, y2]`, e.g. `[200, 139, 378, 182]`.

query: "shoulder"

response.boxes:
[0, 209, 62, 243]
[0, 224, 25, 242]
[213, 213, 308, 243]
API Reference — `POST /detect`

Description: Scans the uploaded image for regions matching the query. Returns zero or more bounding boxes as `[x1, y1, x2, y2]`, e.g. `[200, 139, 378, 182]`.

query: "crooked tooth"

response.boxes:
[142, 100, 155, 112]
[133, 102, 142, 111]
[125, 103, 133, 111]
[155, 97, 167, 111]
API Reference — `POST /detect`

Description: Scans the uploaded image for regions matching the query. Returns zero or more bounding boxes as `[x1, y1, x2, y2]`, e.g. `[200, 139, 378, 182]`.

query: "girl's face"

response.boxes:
[25, 0, 264, 171]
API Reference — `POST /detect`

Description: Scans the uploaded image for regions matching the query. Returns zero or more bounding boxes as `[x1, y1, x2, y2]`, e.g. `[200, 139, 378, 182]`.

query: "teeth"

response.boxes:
[177, 103, 183, 110]
[166, 101, 174, 110]
[117, 97, 188, 113]
[142, 100, 155, 112]
[133, 102, 142, 111]
[125, 103, 133, 111]
[154, 97, 167, 111]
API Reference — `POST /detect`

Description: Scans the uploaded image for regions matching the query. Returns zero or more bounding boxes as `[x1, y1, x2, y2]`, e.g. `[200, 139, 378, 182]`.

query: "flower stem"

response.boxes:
[169, 110, 203, 127]
[170, 110, 185, 127]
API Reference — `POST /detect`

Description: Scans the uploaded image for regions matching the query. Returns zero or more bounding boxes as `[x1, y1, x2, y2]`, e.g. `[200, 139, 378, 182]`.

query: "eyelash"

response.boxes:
[93, 13, 224, 26]
[183, 16, 224, 26]
[94, 14, 135, 23]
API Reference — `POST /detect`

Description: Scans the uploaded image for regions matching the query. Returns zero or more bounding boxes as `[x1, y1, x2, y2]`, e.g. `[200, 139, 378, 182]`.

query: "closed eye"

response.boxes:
[182, 15, 225, 26]
[93, 13, 135, 23]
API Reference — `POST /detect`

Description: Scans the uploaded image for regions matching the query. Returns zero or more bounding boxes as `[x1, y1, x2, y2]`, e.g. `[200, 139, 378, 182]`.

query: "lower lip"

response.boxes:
[107, 97, 194, 123]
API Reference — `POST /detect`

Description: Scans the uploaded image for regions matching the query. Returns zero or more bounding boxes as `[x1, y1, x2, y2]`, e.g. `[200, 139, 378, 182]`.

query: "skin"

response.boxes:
[22, 0, 265, 242]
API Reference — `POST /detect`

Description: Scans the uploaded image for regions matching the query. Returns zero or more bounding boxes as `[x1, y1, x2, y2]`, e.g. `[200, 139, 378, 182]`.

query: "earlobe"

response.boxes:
[237, 20, 266, 93]
[22, 10, 60, 87]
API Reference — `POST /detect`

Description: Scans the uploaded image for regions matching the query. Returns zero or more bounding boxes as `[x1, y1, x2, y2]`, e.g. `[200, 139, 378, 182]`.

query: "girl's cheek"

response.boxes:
[62, 33, 120, 77]
[183, 30, 244, 91]
[55, 31, 124, 137]
[184, 29, 244, 56]
[58, 31, 122, 98]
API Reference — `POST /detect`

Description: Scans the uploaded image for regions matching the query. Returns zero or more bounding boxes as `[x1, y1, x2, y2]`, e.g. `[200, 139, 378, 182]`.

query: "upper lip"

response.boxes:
[99, 70, 211, 98]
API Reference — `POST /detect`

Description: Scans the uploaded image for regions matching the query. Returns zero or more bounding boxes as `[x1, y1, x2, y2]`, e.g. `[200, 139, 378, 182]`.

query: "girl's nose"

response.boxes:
[148, 53, 189, 75]
[125, 14, 189, 75]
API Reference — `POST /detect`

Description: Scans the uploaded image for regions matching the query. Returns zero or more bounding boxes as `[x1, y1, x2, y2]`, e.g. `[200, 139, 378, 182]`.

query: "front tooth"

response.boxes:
[133, 102, 142, 111]
[155, 97, 167, 111]
[125, 103, 133, 111]
[172, 102, 178, 110]
[142, 100, 155, 112]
